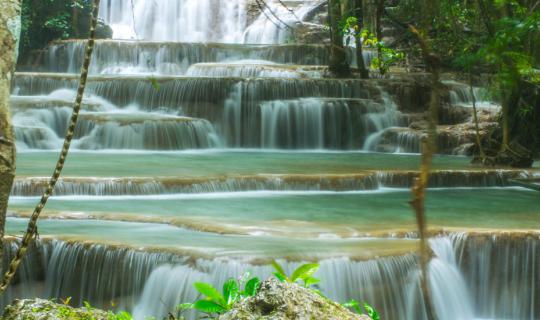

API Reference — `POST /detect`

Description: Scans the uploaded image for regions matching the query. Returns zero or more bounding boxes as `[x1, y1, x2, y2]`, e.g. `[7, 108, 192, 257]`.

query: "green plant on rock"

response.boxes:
[342, 299, 380, 320]
[179, 273, 261, 316]
[271, 261, 320, 288]
[339, 16, 405, 75]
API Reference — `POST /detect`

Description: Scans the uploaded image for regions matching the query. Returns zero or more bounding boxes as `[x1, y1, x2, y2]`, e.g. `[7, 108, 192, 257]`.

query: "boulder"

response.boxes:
[219, 279, 370, 320]
[1, 299, 109, 320]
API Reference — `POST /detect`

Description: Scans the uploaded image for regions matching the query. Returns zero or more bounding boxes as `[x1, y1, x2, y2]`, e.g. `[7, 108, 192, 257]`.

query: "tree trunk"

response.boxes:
[0, 0, 21, 275]
[328, 0, 351, 77]
[409, 25, 439, 320]
[375, 0, 384, 74]
[355, 0, 369, 78]
[0, 0, 101, 294]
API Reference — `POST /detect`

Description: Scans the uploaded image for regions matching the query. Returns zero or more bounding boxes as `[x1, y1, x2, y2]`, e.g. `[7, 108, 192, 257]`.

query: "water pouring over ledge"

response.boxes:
[7, 0, 536, 319]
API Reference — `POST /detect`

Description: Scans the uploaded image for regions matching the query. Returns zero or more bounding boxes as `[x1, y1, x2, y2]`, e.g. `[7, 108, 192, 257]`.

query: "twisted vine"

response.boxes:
[0, 0, 100, 294]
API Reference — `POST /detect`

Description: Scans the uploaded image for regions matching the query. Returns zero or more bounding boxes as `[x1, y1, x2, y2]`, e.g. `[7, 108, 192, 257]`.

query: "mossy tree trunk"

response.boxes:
[328, 0, 351, 77]
[354, 0, 369, 78]
[375, 0, 384, 74]
[0, 0, 21, 274]
[0, 0, 100, 294]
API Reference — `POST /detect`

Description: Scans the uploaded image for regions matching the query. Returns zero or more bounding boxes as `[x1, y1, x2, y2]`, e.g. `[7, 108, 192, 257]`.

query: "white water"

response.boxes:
[99, 0, 247, 43]
[11, 90, 222, 150]
[9, 0, 538, 319]
[5, 234, 536, 320]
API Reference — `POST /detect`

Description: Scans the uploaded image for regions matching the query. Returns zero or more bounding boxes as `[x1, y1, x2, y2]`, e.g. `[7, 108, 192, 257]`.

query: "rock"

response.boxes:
[1, 299, 109, 320]
[292, 23, 330, 44]
[219, 279, 370, 320]
[493, 141, 535, 168]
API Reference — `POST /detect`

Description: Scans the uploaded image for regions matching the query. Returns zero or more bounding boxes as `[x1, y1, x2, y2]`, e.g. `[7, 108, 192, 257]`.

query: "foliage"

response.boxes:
[340, 16, 405, 74]
[30, 299, 135, 320]
[394, 0, 540, 155]
[19, 0, 111, 61]
[271, 261, 321, 288]
[179, 273, 261, 316]
[20, 0, 86, 54]
[342, 300, 380, 320]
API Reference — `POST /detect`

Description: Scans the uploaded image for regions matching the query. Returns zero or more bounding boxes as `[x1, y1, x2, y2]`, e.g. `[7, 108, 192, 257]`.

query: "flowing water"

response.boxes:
[8, 0, 538, 319]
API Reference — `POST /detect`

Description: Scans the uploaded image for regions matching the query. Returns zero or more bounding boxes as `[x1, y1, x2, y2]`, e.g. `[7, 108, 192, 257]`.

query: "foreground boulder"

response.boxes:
[219, 279, 370, 320]
[2, 299, 109, 320]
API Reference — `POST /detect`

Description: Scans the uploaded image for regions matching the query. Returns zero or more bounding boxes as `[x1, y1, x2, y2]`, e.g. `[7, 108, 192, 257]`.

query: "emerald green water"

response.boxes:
[4, 217, 417, 259]
[9, 188, 539, 236]
[16, 151, 476, 177]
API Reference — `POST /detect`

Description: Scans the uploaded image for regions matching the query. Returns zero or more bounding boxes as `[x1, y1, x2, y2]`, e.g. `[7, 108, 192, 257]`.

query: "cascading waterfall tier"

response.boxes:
[11, 92, 221, 150]
[13, 74, 415, 149]
[38, 40, 339, 74]
[3, 233, 538, 320]
[10, 170, 526, 196]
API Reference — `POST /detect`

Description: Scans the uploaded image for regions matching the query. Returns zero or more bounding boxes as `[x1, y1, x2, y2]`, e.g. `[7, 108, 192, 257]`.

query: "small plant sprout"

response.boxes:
[179, 273, 261, 316]
[271, 261, 321, 288]
[342, 299, 380, 320]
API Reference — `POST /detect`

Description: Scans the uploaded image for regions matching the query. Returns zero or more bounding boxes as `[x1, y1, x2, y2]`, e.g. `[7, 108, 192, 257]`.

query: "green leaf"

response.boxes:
[194, 282, 225, 305]
[364, 302, 380, 320]
[244, 277, 261, 297]
[271, 261, 288, 281]
[342, 299, 362, 314]
[303, 277, 320, 287]
[273, 272, 287, 282]
[290, 263, 320, 282]
[193, 300, 226, 314]
[223, 278, 239, 306]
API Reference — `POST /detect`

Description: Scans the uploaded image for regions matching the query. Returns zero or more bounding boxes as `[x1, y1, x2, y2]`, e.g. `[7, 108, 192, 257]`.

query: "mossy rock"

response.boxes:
[2, 299, 109, 320]
[219, 279, 370, 320]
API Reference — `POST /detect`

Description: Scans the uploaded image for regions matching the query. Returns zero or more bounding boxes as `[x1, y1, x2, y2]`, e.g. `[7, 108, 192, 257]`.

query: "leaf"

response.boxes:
[364, 302, 380, 320]
[244, 277, 261, 297]
[194, 282, 226, 305]
[223, 278, 239, 306]
[290, 263, 320, 282]
[303, 277, 320, 287]
[342, 299, 362, 314]
[271, 261, 288, 280]
[273, 272, 287, 282]
[193, 300, 226, 314]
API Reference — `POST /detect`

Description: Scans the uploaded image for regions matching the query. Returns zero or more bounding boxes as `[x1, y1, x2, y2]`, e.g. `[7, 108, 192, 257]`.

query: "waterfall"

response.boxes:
[256, 98, 394, 149]
[99, 0, 247, 43]
[185, 60, 325, 78]
[4, 234, 538, 319]
[40, 41, 333, 74]
[454, 233, 540, 319]
[243, 0, 324, 44]
[428, 237, 475, 320]
[362, 89, 401, 151]
[443, 80, 499, 109]
[10, 88, 222, 151]
[11, 170, 522, 197]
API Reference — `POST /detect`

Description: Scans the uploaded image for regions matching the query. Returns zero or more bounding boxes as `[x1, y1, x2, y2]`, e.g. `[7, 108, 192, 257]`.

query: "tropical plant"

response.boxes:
[179, 273, 261, 316]
[343, 299, 381, 320]
[271, 261, 320, 288]
[340, 16, 405, 75]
